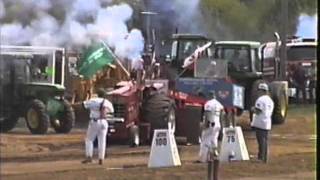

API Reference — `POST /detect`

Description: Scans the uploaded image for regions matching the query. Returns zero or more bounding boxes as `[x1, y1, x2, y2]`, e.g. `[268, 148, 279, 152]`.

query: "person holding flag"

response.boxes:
[81, 88, 114, 165]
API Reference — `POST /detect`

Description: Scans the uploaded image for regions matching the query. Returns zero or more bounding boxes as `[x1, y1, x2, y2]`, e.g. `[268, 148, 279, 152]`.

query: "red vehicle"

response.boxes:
[104, 79, 175, 146]
[260, 37, 317, 102]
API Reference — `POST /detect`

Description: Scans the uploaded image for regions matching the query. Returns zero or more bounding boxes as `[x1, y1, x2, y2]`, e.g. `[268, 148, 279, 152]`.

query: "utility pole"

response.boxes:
[279, 0, 288, 80]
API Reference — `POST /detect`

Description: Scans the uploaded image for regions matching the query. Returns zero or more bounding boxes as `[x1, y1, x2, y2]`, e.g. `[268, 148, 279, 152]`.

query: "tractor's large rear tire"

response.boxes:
[272, 89, 288, 124]
[25, 99, 49, 134]
[142, 93, 176, 143]
[51, 100, 75, 133]
[0, 111, 19, 133]
[183, 105, 202, 145]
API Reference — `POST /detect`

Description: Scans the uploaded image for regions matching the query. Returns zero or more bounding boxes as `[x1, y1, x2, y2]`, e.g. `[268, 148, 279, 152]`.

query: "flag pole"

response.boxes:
[100, 40, 131, 78]
[178, 41, 213, 78]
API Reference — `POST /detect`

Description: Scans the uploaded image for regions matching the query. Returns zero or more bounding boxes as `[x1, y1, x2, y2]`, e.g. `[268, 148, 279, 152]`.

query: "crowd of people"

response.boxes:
[288, 64, 316, 104]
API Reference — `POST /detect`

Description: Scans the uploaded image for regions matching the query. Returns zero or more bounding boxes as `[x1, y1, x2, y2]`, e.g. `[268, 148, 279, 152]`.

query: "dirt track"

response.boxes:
[0, 104, 316, 180]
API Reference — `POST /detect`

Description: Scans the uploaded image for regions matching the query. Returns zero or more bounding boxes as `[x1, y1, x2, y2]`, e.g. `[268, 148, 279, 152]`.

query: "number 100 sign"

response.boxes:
[155, 132, 168, 146]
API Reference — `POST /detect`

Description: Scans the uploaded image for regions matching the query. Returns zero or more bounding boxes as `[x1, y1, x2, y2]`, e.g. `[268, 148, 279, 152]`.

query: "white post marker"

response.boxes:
[219, 126, 250, 162]
[148, 129, 181, 168]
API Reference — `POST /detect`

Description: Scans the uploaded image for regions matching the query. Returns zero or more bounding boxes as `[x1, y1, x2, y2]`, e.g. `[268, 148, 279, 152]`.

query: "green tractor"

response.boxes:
[0, 45, 75, 134]
[214, 40, 289, 124]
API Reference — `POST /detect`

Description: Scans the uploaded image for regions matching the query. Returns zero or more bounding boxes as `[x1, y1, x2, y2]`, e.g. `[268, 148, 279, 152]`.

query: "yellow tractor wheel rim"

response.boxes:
[27, 109, 39, 129]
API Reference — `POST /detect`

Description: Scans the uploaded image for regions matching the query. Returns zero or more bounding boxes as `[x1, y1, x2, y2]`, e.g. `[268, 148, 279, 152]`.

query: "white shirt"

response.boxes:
[204, 98, 224, 128]
[251, 95, 274, 130]
[83, 97, 114, 119]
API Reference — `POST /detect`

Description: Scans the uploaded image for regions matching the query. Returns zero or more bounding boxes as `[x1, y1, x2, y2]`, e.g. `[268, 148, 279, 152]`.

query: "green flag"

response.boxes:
[78, 43, 115, 79]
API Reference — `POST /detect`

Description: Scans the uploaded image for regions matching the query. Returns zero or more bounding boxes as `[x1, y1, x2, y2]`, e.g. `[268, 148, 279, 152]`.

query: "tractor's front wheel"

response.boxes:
[272, 90, 288, 124]
[25, 99, 49, 134]
[50, 100, 75, 133]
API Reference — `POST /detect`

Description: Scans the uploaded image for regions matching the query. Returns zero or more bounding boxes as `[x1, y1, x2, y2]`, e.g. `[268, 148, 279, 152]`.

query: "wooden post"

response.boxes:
[208, 149, 219, 180]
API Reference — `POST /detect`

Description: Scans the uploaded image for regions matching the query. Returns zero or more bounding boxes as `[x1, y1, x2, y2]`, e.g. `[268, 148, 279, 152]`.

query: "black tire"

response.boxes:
[149, 107, 176, 142]
[0, 111, 19, 133]
[142, 93, 175, 142]
[272, 90, 288, 124]
[50, 100, 75, 133]
[236, 108, 243, 116]
[183, 105, 202, 145]
[129, 125, 140, 147]
[25, 99, 49, 134]
[249, 80, 266, 122]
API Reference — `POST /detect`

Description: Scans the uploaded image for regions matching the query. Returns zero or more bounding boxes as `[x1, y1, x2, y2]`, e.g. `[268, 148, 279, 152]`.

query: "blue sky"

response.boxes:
[296, 14, 318, 38]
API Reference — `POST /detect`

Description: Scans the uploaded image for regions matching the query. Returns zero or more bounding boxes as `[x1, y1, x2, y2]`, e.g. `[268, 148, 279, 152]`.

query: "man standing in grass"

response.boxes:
[251, 83, 274, 163]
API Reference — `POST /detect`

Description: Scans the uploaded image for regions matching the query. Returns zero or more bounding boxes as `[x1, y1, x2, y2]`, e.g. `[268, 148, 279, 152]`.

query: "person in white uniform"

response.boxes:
[251, 83, 274, 163]
[81, 88, 114, 165]
[198, 91, 224, 163]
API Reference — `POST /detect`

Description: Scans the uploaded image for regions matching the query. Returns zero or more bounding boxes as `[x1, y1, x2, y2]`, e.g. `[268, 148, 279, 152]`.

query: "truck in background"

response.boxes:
[260, 37, 317, 103]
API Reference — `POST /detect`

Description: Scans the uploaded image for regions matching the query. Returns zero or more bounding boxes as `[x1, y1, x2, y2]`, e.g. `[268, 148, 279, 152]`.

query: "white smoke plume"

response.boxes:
[1, 23, 33, 45]
[0, 0, 145, 68]
[71, 0, 101, 21]
[172, 0, 204, 33]
[0, 0, 5, 19]
[148, 0, 205, 36]
[115, 29, 144, 62]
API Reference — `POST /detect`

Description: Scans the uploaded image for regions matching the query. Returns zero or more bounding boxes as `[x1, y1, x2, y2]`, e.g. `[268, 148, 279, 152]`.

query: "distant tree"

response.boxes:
[200, 0, 317, 41]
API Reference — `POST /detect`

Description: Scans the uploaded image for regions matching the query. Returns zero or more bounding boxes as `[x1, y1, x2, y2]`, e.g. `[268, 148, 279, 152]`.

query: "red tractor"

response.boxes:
[101, 78, 175, 147]
[78, 32, 290, 147]
[161, 33, 289, 143]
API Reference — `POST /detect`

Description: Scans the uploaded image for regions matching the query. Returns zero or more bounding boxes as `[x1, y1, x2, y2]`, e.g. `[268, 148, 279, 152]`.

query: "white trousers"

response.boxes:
[85, 120, 108, 159]
[199, 126, 220, 162]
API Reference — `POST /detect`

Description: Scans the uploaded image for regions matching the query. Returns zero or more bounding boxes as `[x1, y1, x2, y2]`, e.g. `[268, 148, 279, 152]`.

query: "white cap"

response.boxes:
[258, 83, 269, 91]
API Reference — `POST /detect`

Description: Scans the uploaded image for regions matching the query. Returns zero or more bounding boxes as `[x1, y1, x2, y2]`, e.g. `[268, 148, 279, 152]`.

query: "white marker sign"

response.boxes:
[148, 129, 181, 168]
[219, 126, 250, 162]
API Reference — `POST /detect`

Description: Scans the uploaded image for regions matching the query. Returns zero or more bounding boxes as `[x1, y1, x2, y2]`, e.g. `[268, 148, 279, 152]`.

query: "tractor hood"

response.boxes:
[24, 82, 65, 90]
[21, 82, 66, 99]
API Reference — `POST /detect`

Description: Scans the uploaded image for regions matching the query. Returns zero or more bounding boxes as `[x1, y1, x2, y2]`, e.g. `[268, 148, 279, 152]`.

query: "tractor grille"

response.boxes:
[113, 103, 126, 118]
